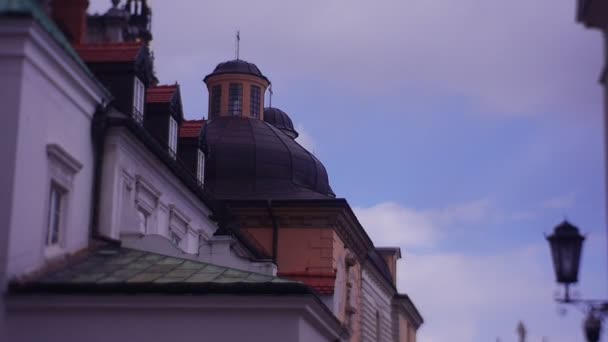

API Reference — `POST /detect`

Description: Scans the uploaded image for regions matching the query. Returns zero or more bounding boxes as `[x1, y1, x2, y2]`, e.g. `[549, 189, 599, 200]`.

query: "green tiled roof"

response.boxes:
[10, 247, 306, 296]
[41, 248, 291, 285]
[0, 0, 111, 99]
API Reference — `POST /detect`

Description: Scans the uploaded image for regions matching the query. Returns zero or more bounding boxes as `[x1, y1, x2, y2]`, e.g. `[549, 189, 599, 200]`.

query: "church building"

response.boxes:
[0, 1, 423, 341]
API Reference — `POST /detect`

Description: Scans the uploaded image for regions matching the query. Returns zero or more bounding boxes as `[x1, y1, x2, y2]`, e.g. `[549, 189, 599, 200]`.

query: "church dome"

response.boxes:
[263, 107, 299, 139]
[199, 116, 332, 200]
[203, 59, 269, 83]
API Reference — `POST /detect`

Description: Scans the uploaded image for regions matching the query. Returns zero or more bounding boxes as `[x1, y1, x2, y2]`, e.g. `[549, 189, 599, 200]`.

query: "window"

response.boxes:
[45, 144, 82, 257]
[197, 149, 205, 186]
[133, 77, 145, 124]
[250, 85, 261, 118]
[168, 116, 178, 158]
[46, 183, 64, 246]
[133, 175, 160, 236]
[169, 205, 189, 249]
[228, 83, 243, 116]
[210, 85, 222, 119]
[137, 207, 149, 234]
[170, 230, 182, 246]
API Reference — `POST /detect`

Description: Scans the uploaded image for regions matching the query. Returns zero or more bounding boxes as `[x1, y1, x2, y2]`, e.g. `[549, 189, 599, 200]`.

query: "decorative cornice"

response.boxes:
[393, 294, 424, 329]
[47, 143, 83, 174]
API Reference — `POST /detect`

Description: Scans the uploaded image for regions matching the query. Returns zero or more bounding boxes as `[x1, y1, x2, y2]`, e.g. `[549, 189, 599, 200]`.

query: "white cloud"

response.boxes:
[295, 124, 317, 154]
[356, 199, 607, 341]
[88, 0, 602, 118]
[354, 199, 492, 248]
[541, 193, 576, 210]
[398, 245, 593, 342]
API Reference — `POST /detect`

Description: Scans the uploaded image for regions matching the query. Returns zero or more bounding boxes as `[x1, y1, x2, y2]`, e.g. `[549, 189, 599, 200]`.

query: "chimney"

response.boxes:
[51, 0, 89, 44]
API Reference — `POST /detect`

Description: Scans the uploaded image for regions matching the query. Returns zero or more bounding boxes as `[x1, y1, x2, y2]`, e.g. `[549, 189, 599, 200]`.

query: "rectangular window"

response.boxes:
[133, 77, 145, 124]
[197, 149, 205, 186]
[250, 85, 261, 118]
[211, 85, 222, 119]
[137, 207, 149, 234]
[168, 116, 178, 158]
[46, 183, 64, 246]
[170, 230, 182, 246]
[228, 83, 243, 116]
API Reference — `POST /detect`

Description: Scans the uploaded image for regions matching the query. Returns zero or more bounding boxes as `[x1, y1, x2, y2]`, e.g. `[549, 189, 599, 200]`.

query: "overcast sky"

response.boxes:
[91, 1, 607, 340]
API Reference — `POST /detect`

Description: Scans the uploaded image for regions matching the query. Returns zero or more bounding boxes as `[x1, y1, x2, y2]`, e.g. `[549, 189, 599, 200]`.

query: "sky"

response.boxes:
[91, 1, 608, 340]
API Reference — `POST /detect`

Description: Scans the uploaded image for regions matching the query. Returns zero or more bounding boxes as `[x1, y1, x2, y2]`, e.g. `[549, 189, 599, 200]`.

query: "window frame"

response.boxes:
[44, 144, 82, 258]
[210, 85, 222, 119]
[133, 77, 145, 124]
[228, 83, 243, 116]
[250, 85, 261, 118]
[168, 116, 178, 158]
[45, 182, 65, 249]
[197, 149, 205, 186]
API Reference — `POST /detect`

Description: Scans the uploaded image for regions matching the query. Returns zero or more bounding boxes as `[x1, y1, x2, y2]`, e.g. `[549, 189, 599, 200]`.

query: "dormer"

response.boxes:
[144, 84, 184, 158]
[75, 42, 154, 123]
[375, 247, 401, 286]
[177, 120, 206, 186]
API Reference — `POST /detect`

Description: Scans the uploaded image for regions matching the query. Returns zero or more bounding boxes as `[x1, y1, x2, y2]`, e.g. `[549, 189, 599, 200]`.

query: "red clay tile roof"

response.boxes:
[147, 85, 178, 104]
[74, 42, 144, 63]
[278, 272, 336, 295]
[179, 120, 205, 139]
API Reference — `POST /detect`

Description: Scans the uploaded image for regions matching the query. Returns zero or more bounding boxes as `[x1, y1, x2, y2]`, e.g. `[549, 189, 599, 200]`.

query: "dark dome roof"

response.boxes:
[263, 107, 299, 139]
[200, 117, 332, 200]
[203, 59, 269, 83]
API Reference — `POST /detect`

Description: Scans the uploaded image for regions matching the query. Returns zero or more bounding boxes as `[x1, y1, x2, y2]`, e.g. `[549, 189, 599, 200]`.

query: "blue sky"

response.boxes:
[91, 0, 608, 340]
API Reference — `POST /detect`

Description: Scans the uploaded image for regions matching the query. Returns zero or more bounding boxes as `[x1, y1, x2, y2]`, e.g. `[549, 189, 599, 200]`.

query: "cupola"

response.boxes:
[263, 107, 299, 139]
[203, 59, 270, 120]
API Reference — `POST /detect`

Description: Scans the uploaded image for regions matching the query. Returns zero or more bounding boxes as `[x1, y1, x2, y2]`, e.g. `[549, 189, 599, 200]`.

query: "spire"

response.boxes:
[268, 84, 273, 107]
[235, 30, 240, 60]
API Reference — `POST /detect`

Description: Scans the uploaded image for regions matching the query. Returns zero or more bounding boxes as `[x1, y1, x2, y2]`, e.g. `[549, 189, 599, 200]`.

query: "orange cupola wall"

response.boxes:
[203, 59, 270, 120]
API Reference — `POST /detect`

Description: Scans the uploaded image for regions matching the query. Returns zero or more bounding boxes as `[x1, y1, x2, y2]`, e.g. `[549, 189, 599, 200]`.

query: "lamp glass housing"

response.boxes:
[547, 221, 585, 285]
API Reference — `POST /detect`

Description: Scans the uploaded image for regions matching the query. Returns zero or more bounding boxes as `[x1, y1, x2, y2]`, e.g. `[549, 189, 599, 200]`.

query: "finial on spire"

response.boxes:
[268, 84, 273, 107]
[235, 30, 240, 60]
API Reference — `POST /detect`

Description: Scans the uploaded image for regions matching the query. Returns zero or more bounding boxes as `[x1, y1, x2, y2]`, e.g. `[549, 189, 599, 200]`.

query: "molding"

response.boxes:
[47, 144, 83, 174]
[392, 295, 424, 329]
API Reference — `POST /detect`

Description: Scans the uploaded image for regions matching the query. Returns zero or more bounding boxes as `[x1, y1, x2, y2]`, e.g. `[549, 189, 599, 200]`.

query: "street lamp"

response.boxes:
[546, 220, 606, 342]
[546, 220, 585, 301]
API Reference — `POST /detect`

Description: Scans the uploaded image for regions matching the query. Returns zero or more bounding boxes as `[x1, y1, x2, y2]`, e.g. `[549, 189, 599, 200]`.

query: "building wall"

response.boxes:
[361, 268, 394, 342]
[1, 18, 107, 281]
[276, 228, 334, 273]
[99, 127, 275, 274]
[98, 127, 216, 248]
[6, 296, 341, 342]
